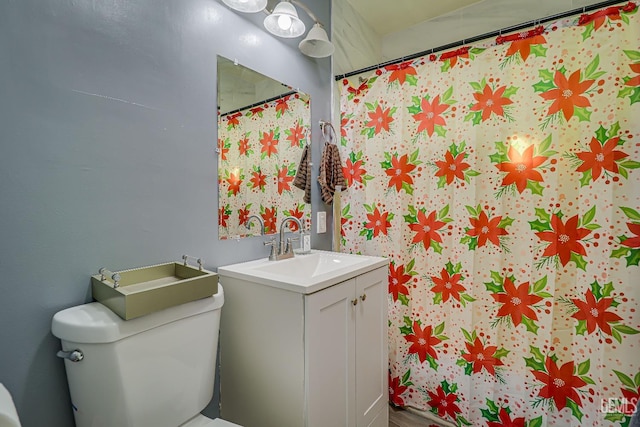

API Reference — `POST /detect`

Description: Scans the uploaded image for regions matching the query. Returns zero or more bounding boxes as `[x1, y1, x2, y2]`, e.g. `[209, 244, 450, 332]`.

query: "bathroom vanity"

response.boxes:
[218, 250, 389, 427]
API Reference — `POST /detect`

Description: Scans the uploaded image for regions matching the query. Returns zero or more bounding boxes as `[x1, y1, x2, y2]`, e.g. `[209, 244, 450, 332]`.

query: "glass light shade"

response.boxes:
[299, 23, 334, 58]
[221, 0, 267, 13]
[264, 1, 305, 38]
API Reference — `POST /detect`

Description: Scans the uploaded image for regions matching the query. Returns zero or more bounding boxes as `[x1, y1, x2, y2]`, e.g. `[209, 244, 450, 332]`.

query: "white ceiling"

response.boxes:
[345, 0, 484, 35]
[332, 0, 610, 76]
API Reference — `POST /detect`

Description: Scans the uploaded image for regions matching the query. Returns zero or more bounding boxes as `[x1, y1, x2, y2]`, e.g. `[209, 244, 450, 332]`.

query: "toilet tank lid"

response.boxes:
[51, 286, 224, 344]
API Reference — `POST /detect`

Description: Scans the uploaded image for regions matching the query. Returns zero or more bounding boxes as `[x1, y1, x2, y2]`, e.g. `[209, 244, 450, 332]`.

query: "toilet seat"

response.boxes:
[180, 414, 242, 427]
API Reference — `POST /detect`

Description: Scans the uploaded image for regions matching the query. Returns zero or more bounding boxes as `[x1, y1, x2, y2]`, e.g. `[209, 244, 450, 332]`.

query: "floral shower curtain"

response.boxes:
[339, 3, 640, 426]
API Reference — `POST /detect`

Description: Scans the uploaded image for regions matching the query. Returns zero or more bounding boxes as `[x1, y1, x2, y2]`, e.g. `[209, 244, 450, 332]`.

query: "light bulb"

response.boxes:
[277, 14, 292, 30]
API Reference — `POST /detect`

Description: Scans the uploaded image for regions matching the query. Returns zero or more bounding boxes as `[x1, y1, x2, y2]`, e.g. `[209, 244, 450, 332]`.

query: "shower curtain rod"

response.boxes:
[334, 0, 629, 80]
[220, 90, 298, 116]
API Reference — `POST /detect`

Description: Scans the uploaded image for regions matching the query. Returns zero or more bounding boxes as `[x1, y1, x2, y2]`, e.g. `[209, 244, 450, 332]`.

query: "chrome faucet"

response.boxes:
[245, 215, 265, 236]
[265, 216, 302, 261]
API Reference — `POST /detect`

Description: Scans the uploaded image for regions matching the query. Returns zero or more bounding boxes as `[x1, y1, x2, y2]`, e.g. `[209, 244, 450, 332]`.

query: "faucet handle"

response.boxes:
[264, 238, 277, 260]
[285, 237, 300, 254]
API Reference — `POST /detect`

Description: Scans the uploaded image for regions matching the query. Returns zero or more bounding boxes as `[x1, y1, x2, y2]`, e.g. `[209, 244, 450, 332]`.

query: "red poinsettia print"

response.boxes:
[487, 407, 526, 427]
[404, 321, 442, 363]
[343, 156, 366, 187]
[575, 136, 629, 180]
[531, 358, 587, 410]
[225, 112, 241, 128]
[625, 62, 640, 87]
[340, 215, 348, 238]
[226, 172, 242, 196]
[621, 386, 640, 415]
[364, 207, 391, 237]
[430, 268, 465, 303]
[570, 289, 623, 335]
[539, 70, 595, 121]
[461, 337, 504, 375]
[238, 206, 250, 227]
[535, 214, 591, 266]
[286, 122, 305, 147]
[283, 206, 304, 232]
[365, 104, 394, 135]
[388, 373, 409, 407]
[409, 210, 446, 251]
[496, 145, 546, 193]
[250, 169, 267, 191]
[262, 207, 277, 233]
[340, 114, 350, 139]
[439, 46, 470, 69]
[346, 80, 370, 99]
[578, 5, 624, 30]
[218, 138, 229, 161]
[275, 96, 289, 116]
[434, 151, 470, 184]
[413, 95, 448, 137]
[260, 130, 279, 157]
[427, 385, 461, 419]
[622, 222, 640, 248]
[238, 136, 250, 156]
[492, 277, 543, 326]
[389, 262, 411, 303]
[466, 210, 508, 248]
[498, 25, 547, 62]
[277, 166, 294, 194]
[470, 85, 513, 121]
[386, 61, 417, 85]
[218, 206, 230, 227]
[249, 106, 264, 116]
[385, 153, 417, 191]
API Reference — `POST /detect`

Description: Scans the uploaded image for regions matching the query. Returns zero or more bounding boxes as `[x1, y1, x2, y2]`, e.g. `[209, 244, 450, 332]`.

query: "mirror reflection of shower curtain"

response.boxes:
[218, 95, 311, 239]
[339, 5, 640, 426]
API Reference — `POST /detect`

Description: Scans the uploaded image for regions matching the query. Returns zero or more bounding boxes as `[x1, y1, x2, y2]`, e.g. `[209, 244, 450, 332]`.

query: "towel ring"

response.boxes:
[319, 120, 337, 145]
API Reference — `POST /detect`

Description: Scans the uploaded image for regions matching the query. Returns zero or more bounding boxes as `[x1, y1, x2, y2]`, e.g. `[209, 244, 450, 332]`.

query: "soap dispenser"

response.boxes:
[300, 220, 311, 254]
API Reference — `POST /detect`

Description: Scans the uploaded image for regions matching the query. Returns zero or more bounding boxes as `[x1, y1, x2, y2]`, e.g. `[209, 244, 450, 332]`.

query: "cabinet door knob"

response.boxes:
[360, 294, 367, 302]
[352, 299, 358, 306]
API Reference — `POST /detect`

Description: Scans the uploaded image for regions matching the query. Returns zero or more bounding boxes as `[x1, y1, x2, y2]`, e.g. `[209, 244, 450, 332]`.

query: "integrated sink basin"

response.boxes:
[217, 250, 388, 294]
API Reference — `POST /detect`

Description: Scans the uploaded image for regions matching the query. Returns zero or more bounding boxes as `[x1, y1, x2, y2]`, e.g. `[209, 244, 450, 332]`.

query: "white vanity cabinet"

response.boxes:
[306, 267, 388, 427]
[218, 253, 388, 427]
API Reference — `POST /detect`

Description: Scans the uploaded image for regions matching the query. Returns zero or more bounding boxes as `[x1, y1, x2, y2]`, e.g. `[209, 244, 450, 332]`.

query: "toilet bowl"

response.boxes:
[0, 383, 22, 427]
[51, 285, 242, 427]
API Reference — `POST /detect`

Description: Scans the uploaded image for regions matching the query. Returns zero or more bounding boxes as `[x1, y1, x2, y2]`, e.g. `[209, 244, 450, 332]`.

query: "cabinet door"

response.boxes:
[355, 267, 388, 427]
[305, 279, 356, 427]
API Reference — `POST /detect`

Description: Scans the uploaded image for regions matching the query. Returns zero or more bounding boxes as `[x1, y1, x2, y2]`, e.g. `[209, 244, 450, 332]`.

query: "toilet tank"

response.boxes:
[51, 286, 224, 427]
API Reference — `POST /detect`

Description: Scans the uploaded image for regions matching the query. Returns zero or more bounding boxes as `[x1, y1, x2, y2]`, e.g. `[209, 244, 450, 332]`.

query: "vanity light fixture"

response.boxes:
[221, 0, 267, 13]
[221, 0, 335, 58]
[264, 1, 306, 38]
[298, 22, 334, 58]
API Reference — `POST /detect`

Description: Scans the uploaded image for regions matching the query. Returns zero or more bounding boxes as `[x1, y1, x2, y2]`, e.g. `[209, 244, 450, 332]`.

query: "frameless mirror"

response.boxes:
[217, 55, 311, 240]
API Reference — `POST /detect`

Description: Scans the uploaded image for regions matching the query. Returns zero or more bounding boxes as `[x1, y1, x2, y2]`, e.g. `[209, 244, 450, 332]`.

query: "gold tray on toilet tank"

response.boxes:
[91, 258, 218, 320]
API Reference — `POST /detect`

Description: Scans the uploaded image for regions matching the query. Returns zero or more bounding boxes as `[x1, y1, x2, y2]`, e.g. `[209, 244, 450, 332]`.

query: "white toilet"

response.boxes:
[0, 383, 22, 427]
[51, 285, 241, 427]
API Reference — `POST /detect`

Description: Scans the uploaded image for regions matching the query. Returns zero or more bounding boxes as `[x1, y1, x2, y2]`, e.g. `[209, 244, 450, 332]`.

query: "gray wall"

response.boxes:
[0, 1, 332, 426]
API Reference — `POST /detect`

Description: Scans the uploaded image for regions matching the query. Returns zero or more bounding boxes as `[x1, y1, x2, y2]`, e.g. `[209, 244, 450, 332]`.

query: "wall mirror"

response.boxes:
[217, 55, 311, 240]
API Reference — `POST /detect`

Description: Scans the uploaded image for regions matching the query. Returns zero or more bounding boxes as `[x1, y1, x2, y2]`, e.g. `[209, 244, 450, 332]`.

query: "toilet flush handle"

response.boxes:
[56, 349, 84, 362]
